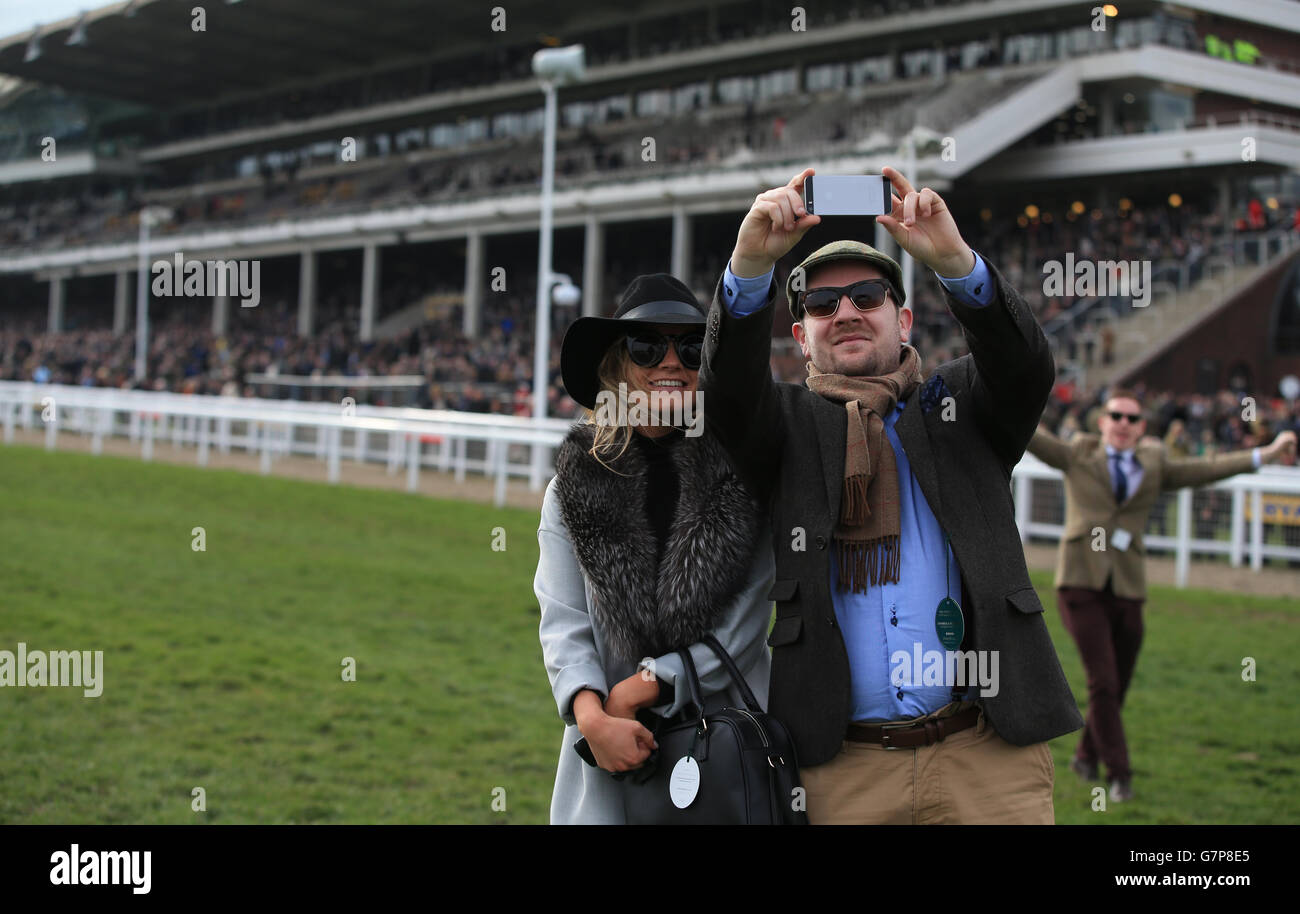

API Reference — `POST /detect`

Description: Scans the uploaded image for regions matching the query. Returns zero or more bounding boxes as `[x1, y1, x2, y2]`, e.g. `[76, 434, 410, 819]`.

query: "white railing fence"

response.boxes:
[1014, 453, 1300, 587]
[5, 382, 1299, 583]
[0, 382, 571, 507]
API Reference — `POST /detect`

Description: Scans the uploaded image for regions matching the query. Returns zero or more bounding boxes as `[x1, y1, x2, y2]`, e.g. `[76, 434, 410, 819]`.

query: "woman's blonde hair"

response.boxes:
[584, 341, 635, 474]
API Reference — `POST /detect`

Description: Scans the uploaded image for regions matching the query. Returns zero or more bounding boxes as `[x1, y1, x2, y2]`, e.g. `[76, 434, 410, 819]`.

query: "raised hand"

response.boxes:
[876, 166, 975, 278]
[730, 167, 821, 278]
[1264, 430, 1297, 464]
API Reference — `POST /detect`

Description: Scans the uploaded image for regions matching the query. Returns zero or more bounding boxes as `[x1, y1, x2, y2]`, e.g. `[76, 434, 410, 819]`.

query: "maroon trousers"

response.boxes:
[1056, 583, 1145, 782]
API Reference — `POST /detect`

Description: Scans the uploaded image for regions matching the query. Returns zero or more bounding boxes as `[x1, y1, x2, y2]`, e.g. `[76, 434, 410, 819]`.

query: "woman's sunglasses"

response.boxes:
[798, 279, 896, 319]
[625, 330, 704, 370]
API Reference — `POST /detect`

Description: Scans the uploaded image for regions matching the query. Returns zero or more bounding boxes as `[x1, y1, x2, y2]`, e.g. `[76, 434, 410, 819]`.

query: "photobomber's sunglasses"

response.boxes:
[625, 330, 704, 370]
[1107, 411, 1144, 424]
[797, 279, 898, 319]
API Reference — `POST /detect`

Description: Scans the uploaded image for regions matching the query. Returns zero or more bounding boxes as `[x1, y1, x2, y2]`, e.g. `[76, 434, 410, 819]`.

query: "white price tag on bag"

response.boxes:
[1111, 528, 1132, 552]
[669, 756, 700, 808]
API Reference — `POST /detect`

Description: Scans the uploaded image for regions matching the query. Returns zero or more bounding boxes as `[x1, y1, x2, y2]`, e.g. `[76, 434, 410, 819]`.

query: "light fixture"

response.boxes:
[23, 29, 41, 62]
[550, 273, 581, 307]
[66, 13, 88, 46]
[532, 44, 586, 85]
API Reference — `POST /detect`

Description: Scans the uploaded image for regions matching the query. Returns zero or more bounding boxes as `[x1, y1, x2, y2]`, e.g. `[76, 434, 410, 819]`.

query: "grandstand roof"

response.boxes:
[6, 0, 1298, 113]
[0, 0, 631, 107]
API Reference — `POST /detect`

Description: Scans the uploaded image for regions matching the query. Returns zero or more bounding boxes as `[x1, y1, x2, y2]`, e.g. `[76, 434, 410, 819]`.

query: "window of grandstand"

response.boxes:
[755, 68, 798, 103]
[805, 63, 847, 94]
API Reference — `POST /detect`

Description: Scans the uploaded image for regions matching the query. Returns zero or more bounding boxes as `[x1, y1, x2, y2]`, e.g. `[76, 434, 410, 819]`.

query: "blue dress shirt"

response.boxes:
[720, 251, 993, 720]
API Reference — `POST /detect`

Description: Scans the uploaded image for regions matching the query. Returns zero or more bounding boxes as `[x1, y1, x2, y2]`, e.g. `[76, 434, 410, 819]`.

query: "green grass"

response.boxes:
[1, 444, 1295, 824]
[0, 445, 553, 824]
[1041, 566, 1300, 824]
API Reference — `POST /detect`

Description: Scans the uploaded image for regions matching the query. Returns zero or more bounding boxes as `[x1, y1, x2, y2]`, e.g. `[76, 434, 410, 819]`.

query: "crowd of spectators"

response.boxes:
[8, 285, 1297, 468]
[0, 291, 580, 419]
[3, 193, 1297, 425]
[13, 0, 1299, 256]
[101, 0, 1293, 158]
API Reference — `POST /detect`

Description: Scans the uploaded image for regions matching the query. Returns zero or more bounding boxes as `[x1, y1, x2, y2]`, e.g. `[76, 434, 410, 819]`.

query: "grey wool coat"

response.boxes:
[535, 423, 775, 824]
[698, 254, 1084, 768]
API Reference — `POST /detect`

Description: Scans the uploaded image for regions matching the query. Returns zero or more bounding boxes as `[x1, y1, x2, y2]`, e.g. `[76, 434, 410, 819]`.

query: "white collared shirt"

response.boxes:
[1104, 444, 1144, 500]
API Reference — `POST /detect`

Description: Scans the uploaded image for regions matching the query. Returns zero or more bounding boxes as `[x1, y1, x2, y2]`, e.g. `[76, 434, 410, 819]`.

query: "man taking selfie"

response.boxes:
[699, 166, 1082, 824]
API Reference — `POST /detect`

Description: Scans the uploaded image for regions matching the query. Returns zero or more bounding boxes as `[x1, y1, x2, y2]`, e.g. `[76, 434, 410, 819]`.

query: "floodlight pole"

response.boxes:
[528, 44, 584, 490]
[134, 212, 151, 383]
[530, 77, 559, 491]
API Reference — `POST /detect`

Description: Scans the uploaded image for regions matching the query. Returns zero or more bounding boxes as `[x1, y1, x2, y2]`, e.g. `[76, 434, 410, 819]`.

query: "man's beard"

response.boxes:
[815, 340, 902, 378]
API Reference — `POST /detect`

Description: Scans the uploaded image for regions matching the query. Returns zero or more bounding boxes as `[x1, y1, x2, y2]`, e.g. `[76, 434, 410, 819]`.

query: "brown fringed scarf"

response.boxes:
[805, 345, 924, 593]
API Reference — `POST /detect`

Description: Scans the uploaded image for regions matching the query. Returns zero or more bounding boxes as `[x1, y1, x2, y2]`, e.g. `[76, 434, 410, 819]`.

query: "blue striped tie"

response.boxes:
[1111, 452, 1128, 502]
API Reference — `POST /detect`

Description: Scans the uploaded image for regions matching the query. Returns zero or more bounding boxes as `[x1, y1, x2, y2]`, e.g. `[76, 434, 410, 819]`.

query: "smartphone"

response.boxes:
[803, 175, 891, 217]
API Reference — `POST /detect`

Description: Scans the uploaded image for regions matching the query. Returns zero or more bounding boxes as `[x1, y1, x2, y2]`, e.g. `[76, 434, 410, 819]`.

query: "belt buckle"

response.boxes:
[877, 718, 918, 750]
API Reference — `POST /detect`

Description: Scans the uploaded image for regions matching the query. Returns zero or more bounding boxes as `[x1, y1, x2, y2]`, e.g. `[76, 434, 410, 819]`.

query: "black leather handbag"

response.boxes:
[620, 635, 808, 825]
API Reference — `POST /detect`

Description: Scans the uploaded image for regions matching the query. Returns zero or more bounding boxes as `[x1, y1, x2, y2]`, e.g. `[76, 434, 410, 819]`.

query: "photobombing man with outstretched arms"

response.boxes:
[1028, 392, 1296, 803]
[698, 166, 1082, 824]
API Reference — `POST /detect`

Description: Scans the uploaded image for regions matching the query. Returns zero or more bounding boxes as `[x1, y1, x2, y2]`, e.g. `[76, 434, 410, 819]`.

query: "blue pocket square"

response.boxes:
[920, 375, 952, 414]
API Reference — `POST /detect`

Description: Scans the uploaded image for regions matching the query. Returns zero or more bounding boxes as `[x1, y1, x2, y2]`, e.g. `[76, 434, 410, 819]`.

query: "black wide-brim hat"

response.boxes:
[560, 272, 706, 410]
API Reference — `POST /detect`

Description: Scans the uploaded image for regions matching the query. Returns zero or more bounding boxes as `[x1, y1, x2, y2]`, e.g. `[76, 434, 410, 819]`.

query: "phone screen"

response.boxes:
[805, 175, 890, 216]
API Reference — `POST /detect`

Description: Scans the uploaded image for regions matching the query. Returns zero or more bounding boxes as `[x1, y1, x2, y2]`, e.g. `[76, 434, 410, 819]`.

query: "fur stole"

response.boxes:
[551, 424, 759, 664]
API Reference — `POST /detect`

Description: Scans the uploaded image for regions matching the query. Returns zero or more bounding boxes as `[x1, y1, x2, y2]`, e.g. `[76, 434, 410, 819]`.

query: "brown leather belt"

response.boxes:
[845, 705, 981, 749]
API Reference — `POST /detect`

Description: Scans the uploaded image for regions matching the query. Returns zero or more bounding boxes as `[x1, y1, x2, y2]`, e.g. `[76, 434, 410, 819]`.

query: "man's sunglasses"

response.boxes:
[625, 330, 704, 370]
[798, 279, 897, 319]
[1108, 411, 1143, 424]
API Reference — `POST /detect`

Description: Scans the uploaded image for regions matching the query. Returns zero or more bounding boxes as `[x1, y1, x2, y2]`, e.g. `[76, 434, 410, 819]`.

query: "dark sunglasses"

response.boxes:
[625, 330, 704, 370]
[1108, 411, 1143, 424]
[798, 279, 897, 319]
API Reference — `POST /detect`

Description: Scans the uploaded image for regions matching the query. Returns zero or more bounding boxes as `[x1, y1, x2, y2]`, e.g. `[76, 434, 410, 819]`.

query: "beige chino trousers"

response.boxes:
[799, 701, 1056, 824]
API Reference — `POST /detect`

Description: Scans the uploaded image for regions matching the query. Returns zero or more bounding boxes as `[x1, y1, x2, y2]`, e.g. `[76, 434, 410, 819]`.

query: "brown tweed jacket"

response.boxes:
[1028, 429, 1256, 600]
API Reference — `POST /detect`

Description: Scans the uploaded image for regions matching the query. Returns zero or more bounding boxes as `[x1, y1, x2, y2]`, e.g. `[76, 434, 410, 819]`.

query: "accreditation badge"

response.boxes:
[935, 597, 965, 651]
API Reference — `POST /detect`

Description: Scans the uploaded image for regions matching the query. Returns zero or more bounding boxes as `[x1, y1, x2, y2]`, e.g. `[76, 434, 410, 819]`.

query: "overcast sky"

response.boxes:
[0, 0, 102, 42]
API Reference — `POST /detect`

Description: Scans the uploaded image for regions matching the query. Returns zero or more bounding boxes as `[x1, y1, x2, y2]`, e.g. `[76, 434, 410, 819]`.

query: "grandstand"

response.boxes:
[4, 0, 1300, 839]
[1, 0, 1298, 425]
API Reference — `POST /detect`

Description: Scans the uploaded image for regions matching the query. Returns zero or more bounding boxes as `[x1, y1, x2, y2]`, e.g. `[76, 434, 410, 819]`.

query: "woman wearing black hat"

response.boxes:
[535, 273, 775, 824]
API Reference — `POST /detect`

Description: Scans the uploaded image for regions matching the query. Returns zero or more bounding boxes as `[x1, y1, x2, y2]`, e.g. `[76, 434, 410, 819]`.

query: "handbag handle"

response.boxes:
[700, 633, 763, 712]
[675, 645, 706, 723]
[672, 634, 763, 719]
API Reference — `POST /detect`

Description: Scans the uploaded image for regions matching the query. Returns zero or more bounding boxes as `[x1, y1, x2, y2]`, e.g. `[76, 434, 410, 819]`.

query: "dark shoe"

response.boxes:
[1069, 757, 1099, 781]
[1109, 779, 1134, 802]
